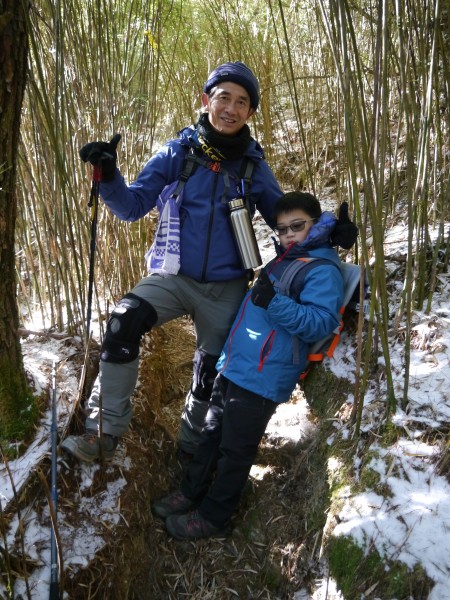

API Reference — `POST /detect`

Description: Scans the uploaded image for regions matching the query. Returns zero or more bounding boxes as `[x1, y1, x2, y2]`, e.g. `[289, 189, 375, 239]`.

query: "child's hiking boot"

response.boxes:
[152, 490, 195, 519]
[165, 510, 228, 540]
[60, 432, 118, 463]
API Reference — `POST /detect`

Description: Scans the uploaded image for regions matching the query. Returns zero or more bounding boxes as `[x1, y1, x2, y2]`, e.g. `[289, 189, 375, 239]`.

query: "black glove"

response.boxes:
[330, 202, 358, 249]
[79, 133, 121, 182]
[251, 269, 276, 309]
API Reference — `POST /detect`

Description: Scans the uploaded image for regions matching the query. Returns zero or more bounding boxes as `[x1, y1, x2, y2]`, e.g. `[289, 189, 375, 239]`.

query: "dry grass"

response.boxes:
[52, 320, 331, 600]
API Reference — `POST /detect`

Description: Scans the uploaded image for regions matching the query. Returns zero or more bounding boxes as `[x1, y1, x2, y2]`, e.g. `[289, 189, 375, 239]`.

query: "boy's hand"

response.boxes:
[331, 202, 358, 249]
[251, 269, 275, 309]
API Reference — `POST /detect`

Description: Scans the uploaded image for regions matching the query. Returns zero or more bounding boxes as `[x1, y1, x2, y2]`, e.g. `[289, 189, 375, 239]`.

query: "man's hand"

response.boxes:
[79, 133, 121, 181]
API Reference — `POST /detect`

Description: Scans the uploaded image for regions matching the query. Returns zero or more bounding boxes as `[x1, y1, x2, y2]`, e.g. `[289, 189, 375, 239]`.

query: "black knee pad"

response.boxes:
[101, 293, 158, 363]
[191, 349, 220, 402]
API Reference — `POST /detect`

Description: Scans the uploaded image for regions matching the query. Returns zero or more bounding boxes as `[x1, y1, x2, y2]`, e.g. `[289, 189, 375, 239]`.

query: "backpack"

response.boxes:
[276, 256, 369, 380]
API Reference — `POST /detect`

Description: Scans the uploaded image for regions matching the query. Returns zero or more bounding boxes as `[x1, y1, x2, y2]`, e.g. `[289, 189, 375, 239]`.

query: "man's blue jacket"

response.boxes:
[98, 125, 282, 282]
[216, 213, 345, 402]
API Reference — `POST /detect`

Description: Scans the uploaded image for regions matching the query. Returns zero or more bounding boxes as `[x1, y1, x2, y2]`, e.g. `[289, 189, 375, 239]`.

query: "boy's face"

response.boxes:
[276, 209, 316, 249]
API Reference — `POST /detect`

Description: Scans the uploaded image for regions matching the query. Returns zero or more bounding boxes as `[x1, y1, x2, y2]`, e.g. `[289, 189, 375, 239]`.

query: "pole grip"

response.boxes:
[92, 164, 103, 182]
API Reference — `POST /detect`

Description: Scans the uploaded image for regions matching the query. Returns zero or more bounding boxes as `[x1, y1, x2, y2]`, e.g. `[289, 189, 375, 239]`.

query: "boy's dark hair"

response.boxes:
[273, 191, 322, 221]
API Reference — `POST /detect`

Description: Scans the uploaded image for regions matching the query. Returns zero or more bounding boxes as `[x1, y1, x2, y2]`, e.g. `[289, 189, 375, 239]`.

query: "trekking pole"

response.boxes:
[86, 164, 102, 342]
[84, 133, 120, 341]
[49, 360, 60, 600]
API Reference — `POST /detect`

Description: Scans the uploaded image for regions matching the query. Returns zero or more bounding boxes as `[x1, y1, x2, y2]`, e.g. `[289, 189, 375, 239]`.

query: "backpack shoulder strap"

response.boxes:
[174, 149, 256, 206]
[278, 256, 336, 298]
[239, 157, 256, 210]
[172, 147, 201, 198]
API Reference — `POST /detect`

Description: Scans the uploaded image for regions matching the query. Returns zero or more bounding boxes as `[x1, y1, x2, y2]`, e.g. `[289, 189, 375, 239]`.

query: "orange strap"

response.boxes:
[325, 333, 340, 357]
[301, 305, 345, 379]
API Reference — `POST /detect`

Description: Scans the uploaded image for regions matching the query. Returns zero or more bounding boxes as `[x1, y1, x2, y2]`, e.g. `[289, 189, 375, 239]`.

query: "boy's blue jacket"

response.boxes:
[98, 125, 282, 282]
[216, 213, 345, 402]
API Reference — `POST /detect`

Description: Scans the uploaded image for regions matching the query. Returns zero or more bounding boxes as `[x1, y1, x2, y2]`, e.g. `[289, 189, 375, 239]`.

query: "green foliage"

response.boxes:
[379, 421, 402, 447]
[302, 365, 353, 418]
[0, 353, 37, 449]
[328, 535, 432, 599]
[262, 561, 284, 592]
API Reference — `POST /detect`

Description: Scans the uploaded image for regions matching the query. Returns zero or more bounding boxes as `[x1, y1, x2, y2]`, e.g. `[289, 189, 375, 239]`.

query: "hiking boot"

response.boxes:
[152, 490, 195, 519]
[165, 510, 227, 540]
[60, 432, 118, 463]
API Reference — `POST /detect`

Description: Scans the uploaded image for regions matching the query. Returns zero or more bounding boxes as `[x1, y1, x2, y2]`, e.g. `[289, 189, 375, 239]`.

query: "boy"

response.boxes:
[152, 191, 345, 539]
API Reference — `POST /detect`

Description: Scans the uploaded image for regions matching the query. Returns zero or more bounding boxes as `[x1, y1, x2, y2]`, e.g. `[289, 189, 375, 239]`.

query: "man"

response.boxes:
[61, 62, 283, 463]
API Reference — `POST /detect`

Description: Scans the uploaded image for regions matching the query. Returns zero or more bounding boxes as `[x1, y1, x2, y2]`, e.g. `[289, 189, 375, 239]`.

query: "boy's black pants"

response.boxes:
[180, 374, 278, 527]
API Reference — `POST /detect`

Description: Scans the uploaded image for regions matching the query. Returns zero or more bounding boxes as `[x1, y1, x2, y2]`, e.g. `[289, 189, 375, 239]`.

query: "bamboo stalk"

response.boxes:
[15, 0, 448, 429]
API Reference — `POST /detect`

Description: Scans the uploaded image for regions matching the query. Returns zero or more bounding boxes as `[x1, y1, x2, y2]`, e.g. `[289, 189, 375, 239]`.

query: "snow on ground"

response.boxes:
[322, 225, 450, 600]
[1, 217, 449, 599]
[258, 215, 450, 599]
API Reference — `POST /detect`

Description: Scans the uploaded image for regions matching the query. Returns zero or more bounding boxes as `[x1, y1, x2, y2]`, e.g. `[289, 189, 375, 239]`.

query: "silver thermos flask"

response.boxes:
[228, 198, 262, 269]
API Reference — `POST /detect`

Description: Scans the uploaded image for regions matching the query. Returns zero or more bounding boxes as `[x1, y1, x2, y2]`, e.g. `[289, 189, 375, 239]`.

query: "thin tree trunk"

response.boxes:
[0, 0, 35, 441]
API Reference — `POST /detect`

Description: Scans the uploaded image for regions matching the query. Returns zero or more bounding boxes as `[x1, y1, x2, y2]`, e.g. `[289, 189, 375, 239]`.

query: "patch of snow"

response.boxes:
[2, 220, 450, 599]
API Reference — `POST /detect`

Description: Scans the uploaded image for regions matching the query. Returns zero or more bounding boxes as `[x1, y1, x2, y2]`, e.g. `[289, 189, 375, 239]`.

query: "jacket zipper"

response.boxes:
[257, 330, 276, 372]
[201, 173, 219, 281]
[266, 242, 296, 275]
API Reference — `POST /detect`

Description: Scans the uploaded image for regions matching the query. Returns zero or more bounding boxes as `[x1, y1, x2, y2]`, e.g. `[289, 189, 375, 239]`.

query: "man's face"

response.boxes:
[276, 209, 316, 249]
[201, 81, 255, 136]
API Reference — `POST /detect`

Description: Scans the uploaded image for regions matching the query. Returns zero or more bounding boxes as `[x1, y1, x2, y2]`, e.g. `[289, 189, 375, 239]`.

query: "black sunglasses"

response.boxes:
[274, 219, 316, 236]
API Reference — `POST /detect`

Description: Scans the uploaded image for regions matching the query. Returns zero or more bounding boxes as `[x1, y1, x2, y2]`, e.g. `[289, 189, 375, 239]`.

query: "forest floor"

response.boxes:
[1, 212, 449, 600]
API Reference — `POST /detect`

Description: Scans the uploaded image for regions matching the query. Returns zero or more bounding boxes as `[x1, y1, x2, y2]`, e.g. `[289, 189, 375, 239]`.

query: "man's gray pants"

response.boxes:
[86, 273, 248, 453]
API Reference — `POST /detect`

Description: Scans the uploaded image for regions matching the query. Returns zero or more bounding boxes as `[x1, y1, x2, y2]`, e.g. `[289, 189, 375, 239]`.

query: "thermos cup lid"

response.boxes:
[229, 198, 245, 210]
